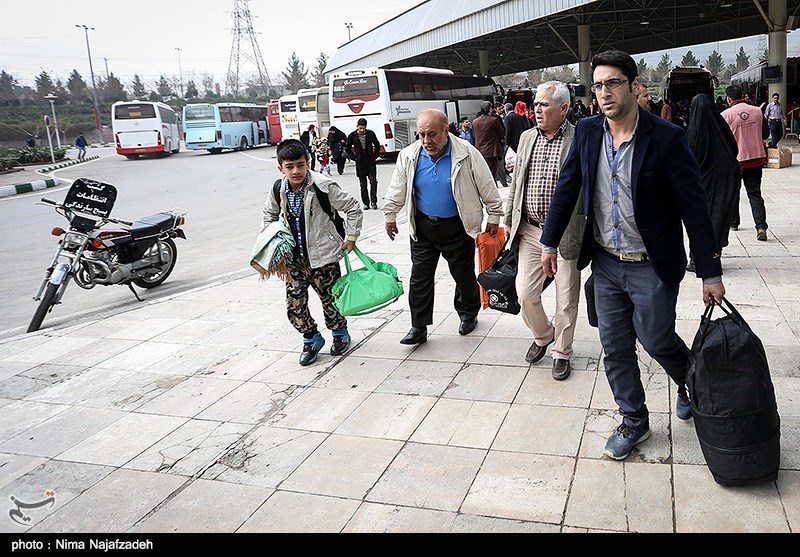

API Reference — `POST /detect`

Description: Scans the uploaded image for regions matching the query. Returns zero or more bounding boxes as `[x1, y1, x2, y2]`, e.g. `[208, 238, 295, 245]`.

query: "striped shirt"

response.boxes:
[523, 120, 568, 224]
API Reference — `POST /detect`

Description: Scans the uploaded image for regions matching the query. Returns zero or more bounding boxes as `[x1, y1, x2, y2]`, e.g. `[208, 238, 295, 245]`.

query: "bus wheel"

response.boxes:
[208, 148, 222, 154]
[125, 154, 139, 160]
[239, 137, 247, 151]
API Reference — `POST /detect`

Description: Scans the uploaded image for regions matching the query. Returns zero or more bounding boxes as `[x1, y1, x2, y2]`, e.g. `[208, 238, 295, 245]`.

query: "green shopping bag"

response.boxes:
[332, 247, 404, 316]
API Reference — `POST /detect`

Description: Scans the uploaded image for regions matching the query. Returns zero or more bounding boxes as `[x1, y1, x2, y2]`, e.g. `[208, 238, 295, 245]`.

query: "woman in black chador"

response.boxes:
[685, 93, 741, 271]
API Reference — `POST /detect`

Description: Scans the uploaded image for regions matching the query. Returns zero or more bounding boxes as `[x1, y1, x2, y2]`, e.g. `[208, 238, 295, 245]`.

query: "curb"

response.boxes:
[0, 178, 61, 198]
[36, 155, 99, 174]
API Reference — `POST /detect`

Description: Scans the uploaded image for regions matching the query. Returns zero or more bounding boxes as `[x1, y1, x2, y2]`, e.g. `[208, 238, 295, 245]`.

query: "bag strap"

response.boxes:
[313, 184, 346, 239]
[272, 179, 282, 207]
[696, 296, 745, 345]
[342, 247, 377, 275]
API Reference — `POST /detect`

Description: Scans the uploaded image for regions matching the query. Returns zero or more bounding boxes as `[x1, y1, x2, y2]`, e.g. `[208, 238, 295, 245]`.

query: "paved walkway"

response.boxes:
[0, 146, 798, 534]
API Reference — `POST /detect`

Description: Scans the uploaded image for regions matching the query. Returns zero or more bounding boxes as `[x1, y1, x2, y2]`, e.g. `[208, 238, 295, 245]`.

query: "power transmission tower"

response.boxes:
[225, 0, 272, 97]
[758, 35, 768, 62]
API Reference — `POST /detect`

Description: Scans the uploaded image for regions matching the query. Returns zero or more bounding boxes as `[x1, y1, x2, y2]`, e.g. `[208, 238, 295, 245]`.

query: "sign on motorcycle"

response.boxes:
[28, 178, 187, 333]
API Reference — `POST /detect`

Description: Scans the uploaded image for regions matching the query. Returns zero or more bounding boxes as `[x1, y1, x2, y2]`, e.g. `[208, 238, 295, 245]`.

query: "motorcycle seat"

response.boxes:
[130, 212, 176, 239]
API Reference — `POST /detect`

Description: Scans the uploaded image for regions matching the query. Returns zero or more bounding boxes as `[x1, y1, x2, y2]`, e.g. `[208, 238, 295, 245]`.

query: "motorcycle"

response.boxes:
[28, 177, 187, 333]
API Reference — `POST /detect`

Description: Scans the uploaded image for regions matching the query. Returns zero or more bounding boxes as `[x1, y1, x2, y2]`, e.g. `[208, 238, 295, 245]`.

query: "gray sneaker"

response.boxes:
[603, 423, 651, 460]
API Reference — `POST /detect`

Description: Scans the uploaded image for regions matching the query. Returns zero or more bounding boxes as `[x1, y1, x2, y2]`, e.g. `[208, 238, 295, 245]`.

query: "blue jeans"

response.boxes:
[592, 250, 690, 429]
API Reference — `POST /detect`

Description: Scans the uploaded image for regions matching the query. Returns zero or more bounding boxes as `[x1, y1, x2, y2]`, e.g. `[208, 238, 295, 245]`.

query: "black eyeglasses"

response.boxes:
[590, 78, 628, 93]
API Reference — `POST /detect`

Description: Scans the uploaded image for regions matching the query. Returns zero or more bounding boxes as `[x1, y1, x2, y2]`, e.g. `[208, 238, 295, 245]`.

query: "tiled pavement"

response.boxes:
[0, 147, 799, 534]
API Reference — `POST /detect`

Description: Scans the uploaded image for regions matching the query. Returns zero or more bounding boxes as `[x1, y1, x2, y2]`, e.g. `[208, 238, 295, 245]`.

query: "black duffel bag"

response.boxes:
[477, 239, 521, 315]
[687, 297, 780, 486]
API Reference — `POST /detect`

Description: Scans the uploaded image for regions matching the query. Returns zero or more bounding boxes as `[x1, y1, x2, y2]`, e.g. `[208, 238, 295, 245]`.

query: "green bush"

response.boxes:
[0, 146, 66, 168]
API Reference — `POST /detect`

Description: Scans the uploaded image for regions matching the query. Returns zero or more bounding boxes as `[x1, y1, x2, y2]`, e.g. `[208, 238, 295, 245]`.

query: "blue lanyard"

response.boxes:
[604, 128, 631, 251]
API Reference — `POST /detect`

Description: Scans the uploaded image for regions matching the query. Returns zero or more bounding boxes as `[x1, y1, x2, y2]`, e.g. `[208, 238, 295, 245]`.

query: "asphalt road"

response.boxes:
[0, 145, 399, 338]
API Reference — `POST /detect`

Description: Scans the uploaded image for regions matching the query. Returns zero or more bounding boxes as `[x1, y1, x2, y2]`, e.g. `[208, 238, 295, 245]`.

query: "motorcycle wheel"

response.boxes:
[133, 238, 177, 288]
[27, 282, 59, 333]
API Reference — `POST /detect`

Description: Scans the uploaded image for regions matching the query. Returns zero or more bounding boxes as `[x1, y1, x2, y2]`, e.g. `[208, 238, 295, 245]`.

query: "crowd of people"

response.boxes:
[260, 47, 780, 463]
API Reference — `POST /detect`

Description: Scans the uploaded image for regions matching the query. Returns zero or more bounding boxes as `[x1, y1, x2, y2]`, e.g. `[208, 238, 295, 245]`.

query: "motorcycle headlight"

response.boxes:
[62, 231, 88, 250]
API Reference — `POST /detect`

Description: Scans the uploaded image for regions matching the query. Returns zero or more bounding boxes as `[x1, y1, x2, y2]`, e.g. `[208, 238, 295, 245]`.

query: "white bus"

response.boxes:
[297, 87, 320, 137]
[329, 67, 500, 156]
[315, 85, 330, 137]
[112, 100, 181, 159]
[278, 94, 300, 141]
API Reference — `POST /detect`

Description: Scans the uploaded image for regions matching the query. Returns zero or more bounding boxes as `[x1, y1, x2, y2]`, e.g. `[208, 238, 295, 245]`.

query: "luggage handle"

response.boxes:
[343, 246, 377, 275]
[697, 296, 746, 342]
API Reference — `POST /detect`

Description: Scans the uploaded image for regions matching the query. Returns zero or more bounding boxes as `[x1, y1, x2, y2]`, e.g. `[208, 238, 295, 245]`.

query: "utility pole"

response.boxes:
[175, 48, 184, 98]
[103, 57, 109, 79]
[76, 24, 104, 144]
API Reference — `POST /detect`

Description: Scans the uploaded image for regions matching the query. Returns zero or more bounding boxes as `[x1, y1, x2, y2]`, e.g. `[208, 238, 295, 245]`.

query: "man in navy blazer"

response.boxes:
[540, 50, 726, 461]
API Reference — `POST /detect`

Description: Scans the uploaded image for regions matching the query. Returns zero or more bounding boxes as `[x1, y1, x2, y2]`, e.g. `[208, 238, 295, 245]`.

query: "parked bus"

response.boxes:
[182, 102, 269, 154]
[297, 88, 321, 138]
[267, 99, 282, 144]
[112, 100, 181, 159]
[329, 66, 500, 156]
[278, 94, 300, 141]
[316, 86, 330, 137]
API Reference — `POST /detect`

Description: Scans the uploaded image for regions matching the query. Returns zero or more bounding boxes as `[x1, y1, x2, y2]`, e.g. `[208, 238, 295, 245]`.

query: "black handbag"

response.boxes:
[477, 239, 520, 314]
[687, 297, 780, 486]
[584, 273, 598, 327]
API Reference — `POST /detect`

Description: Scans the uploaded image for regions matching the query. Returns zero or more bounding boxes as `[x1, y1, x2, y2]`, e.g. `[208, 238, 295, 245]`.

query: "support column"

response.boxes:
[768, 0, 788, 103]
[577, 24, 591, 103]
[479, 49, 490, 77]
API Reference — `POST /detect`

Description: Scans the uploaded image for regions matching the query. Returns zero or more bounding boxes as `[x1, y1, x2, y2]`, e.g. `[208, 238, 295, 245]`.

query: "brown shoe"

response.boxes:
[757, 228, 767, 241]
[552, 358, 571, 381]
[525, 338, 554, 364]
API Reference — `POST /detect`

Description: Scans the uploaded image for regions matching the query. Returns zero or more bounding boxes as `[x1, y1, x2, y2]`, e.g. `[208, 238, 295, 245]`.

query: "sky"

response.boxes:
[2, 1, 800, 91]
[0, 0, 424, 89]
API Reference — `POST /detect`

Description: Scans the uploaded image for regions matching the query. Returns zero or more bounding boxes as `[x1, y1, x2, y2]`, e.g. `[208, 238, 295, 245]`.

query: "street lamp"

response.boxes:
[175, 47, 184, 98]
[76, 24, 104, 144]
[345, 22, 353, 41]
[44, 93, 61, 149]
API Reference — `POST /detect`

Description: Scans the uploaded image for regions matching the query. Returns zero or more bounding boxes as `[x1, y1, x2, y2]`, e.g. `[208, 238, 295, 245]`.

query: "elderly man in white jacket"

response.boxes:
[382, 108, 504, 345]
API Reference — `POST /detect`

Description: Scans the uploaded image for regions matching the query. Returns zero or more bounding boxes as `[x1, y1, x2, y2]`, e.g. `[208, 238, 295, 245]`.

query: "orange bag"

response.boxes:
[476, 228, 507, 309]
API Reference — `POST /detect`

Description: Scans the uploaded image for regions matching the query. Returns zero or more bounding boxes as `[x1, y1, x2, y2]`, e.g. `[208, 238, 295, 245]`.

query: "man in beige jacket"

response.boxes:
[382, 108, 503, 345]
[505, 81, 584, 380]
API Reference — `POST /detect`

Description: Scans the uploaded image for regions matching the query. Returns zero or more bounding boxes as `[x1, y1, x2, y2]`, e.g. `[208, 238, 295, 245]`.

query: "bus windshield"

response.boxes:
[332, 76, 380, 99]
[114, 104, 156, 120]
[184, 105, 216, 121]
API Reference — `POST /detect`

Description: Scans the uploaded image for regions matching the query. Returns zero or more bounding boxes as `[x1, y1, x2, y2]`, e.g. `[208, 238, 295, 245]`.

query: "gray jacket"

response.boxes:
[382, 134, 503, 241]
[262, 170, 363, 269]
[504, 123, 584, 260]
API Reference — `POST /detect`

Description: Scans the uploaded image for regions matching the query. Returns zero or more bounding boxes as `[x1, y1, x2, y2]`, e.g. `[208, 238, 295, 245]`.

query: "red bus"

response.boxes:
[267, 99, 282, 144]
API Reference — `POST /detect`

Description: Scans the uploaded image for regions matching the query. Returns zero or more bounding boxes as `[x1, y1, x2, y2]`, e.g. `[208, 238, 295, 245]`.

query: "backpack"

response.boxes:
[272, 179, 345, 239]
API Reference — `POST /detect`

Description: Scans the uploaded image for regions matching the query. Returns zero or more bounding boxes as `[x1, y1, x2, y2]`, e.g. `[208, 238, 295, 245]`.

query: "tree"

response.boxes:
[131, 74, 147, 100]
[311, 52, 329, 87]
[156, 74, 173, 99]
[200, 73, 217, 98]
[542, 65, 577, 83]
[526, 69, 543, 88]
[282, 52, 309, 93]
[66, 70, 90, 103]
[652, 53, 672, 82]
[148, 90, 161, 102]
[0, 70, 17, 105]
[35, 70, 55, 97]
[681, 50, 699, 67]
[637, 58, 650, 82]
[185, 80, 198, 99]
[102, 73, 127, 102]
[705, 50, 724, 76]
[735, 46, 750, 72]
